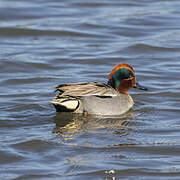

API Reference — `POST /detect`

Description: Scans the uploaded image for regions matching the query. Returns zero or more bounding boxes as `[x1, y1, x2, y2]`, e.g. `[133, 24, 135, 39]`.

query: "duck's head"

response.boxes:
[108, 63, 147, 94]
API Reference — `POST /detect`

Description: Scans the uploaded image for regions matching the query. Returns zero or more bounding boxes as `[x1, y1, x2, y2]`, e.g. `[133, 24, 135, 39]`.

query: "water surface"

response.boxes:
[1, 0, 180, 179]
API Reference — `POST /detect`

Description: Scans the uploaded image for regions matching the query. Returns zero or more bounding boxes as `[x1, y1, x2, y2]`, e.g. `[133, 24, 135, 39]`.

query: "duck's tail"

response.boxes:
[51, 96, 80, 112]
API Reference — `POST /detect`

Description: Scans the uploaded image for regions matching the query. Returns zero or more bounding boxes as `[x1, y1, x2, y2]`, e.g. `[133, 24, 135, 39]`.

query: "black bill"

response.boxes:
[133, 82, 148, 91]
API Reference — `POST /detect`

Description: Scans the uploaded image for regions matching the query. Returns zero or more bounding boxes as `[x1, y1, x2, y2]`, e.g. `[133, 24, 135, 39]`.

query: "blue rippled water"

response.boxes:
[0, 0, 180, 179]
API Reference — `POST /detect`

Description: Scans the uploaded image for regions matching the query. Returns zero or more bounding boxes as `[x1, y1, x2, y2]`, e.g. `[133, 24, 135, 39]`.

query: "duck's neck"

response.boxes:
[117, 79, 133, 94]
[108, 79, 130, 94]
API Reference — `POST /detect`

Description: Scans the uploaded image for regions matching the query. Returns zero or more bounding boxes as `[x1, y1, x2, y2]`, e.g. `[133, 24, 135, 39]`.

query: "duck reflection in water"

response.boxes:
[53, 112, 134, 141]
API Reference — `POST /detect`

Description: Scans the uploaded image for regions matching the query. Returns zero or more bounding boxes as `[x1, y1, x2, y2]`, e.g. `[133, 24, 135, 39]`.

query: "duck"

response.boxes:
[51, 63, 147, 116]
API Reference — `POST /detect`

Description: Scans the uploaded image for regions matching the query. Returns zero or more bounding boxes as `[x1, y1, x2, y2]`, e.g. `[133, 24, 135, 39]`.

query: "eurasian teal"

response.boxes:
[51, 63, 147, 115]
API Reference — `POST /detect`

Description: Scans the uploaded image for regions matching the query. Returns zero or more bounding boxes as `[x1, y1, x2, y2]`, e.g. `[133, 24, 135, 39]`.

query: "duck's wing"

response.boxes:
[54, 82, 118, 97]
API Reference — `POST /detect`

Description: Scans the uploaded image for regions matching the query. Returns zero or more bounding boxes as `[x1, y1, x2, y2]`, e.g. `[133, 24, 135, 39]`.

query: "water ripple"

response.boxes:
[1, 0, 180, 179]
